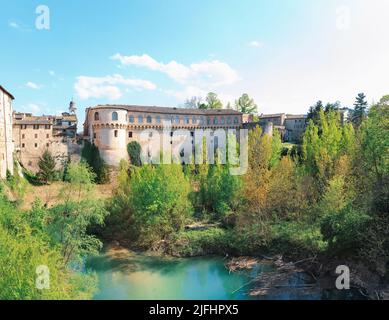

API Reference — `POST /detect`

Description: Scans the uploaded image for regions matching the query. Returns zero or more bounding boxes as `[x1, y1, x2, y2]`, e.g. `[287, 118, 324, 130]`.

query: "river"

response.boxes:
[86, 246, 364, 300]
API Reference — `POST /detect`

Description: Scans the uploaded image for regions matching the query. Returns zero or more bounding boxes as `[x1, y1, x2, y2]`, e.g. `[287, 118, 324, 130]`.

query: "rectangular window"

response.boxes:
[128, 131, 133, 138]
[45, 125, 51, 129]
[46, 134, 50, 139]
[114, 130, 118, 138]
[33, 125, 39, 130]
[46, 143, 50, 147]
[21, 125, 27, 130]
[93, 133, 97, 139]
[34, 143, 38, 148]
[22, 134, 25, 139]
[22, 143, 25, 148]
[35, 134, 38, 139]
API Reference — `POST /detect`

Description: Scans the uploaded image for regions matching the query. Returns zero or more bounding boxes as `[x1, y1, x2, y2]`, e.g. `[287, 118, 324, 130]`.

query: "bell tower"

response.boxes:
[69, 99, 77, 114]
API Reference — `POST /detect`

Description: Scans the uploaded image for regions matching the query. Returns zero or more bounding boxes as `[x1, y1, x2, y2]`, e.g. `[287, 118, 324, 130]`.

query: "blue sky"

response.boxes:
[1, 0, 389, 129]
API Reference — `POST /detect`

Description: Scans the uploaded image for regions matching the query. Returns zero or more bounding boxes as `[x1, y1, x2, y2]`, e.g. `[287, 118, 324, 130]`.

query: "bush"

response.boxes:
[81, 141, 110, 184]
[0, 194, 97, 299]
[271, 220, 327, 257]
[37, 151, 56, 184]
[169, 228, 230, 257]
[127, 141, 142, 166]
[320, 205, 371, 255]
[128, 164, 192, 246]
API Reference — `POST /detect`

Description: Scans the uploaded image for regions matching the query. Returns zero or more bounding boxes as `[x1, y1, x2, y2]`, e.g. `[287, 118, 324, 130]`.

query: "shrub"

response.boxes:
[127, 141, 142, 166]
[320, 205, 371, 255]
[81, 141, 110, 184]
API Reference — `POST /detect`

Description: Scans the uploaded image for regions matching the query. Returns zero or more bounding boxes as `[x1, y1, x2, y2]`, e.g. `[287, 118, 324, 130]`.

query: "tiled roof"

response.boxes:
[259, 113, 285, 118]
[15, 119, 52, 125]
[285, 114, 307, 119]
[89, 104, 243, 116]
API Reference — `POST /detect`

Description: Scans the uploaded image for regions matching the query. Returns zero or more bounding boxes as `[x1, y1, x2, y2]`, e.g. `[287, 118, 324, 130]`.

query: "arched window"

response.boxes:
[112, 112, 118, 121]
[227, 117, 232, 124]
[94, 112, 100, 121]
[129, 115, 134, 123]
[156, 116, 161, 124]
[138, 115, 143, 123]
[147, 116, 152, 123]
[234, 117, 238, 124]
[221, 117, 225, 125]
[175, 116, 180, 124]
[213, 117, 218, 125]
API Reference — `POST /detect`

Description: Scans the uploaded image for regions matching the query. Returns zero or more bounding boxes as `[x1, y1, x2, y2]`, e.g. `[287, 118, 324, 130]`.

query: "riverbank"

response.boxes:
[87, 243, 366, 300]
[104, 221, 389, 300]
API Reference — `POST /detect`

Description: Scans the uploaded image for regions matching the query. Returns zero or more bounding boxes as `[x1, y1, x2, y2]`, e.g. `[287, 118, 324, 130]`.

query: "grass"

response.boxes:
[20, 181, 115, 210]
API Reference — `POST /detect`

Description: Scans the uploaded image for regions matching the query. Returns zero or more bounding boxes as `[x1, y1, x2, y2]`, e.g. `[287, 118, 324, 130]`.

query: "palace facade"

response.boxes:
[83, 105, 243, 166]
[0, 86, 14, 178]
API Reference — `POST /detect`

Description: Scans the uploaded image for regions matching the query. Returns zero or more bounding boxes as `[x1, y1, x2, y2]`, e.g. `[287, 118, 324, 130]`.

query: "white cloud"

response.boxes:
[111, 53, 240, 87]
[28, 103, 42, 114]
[75, 74, 157, 100]
[249, 40, 263, 48]
[26, 81, 42, 90]
[9, 21, 20, 29]
[48, 70, 64, 81]
[165, 86, 235, 106]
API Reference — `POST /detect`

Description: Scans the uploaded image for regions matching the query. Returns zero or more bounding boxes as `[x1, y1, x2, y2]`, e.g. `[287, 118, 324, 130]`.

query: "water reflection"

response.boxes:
[86, 247, 364, 300]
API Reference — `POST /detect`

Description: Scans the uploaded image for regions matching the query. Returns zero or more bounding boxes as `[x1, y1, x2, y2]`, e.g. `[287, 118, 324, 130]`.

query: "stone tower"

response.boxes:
[69, 99, 77, 114]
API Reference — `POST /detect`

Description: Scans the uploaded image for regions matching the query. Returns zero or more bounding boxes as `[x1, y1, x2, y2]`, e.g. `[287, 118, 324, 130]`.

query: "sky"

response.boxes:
[1, 0, 389, 130]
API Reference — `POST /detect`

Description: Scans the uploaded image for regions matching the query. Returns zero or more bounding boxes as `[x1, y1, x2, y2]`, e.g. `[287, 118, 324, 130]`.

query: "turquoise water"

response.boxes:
[86, 248, 363, 300]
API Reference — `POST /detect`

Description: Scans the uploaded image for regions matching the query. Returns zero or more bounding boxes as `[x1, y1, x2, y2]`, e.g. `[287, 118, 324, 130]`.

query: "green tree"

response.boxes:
[50, 162, 108, 265]
[37, 150, 56, 184]
[129, 164, 192, 246]
[81, 141, 110, 184]
[352, 93, 368, 127]
[307, 101, 324, 126]
[198, 162, 242, 220]
[184, 96, 203, 109]
[0, 193, 97, 299]
[270, 129, 283, 168]
[235, 93, 258, 114]
[127, 141, 142, 166]
[358, 102, 389, 213]
[205, 92, 223, 109]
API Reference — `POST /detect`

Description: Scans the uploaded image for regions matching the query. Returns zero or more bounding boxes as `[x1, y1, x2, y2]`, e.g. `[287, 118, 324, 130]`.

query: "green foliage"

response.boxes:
[320, 205, 371, 255]
[198, 163, 242, 220]
[4, 162, 29, 203]
[0, 193, 97, 299]
[127, 141, 142, 166]
[235, 93, 258, 114]
[111, 164, 193, 247]
[81, 141, 110, 184]
[271, 220, 327, 257]
[37, 150, 56, 184]
[169, 228, 230, 257]
[52, 162, 108, 265]
[352, 92, 368, 127]
[270, 129, 283, 168]
[204, 92, 223, 109]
